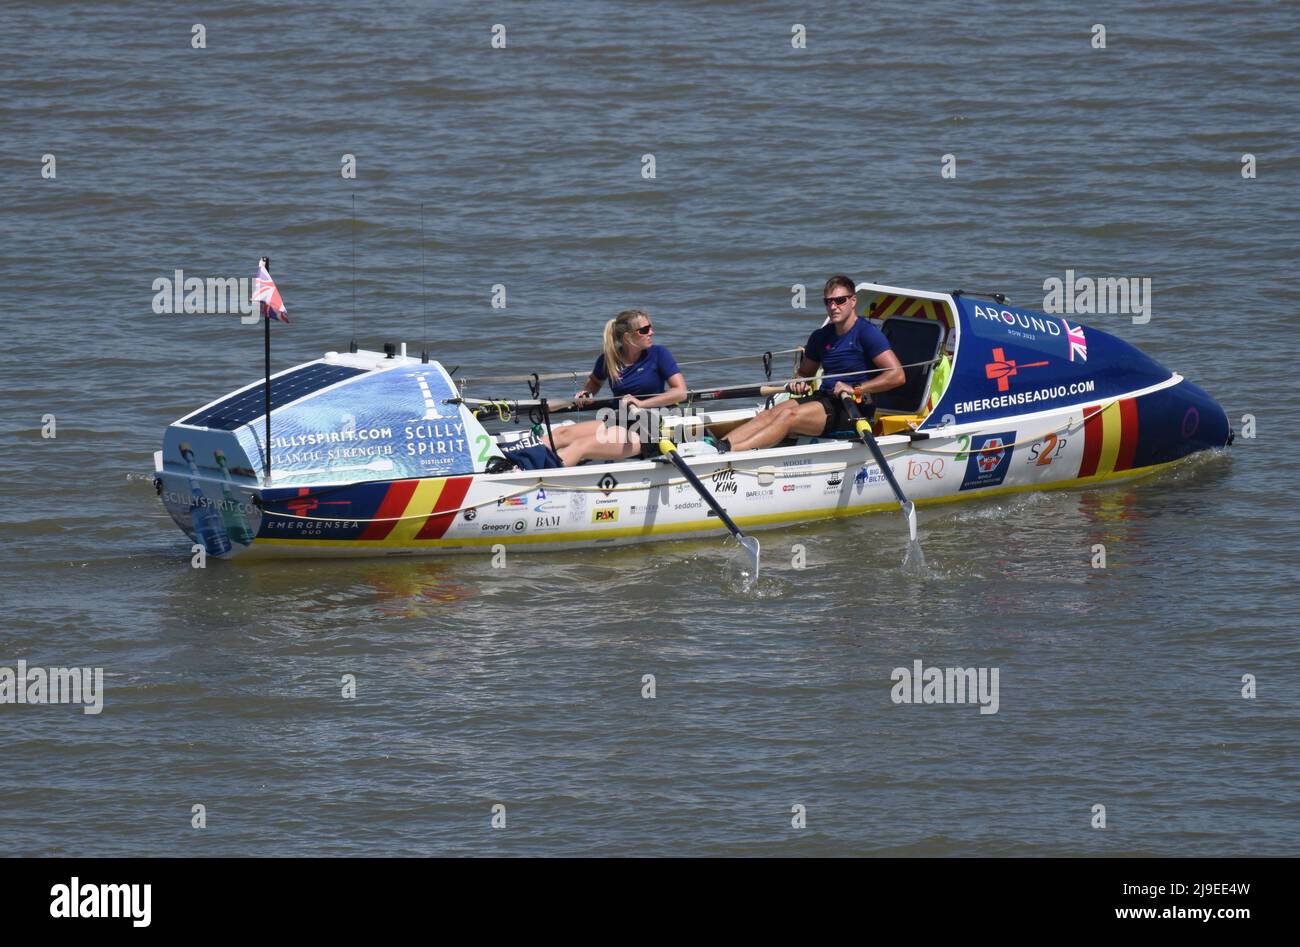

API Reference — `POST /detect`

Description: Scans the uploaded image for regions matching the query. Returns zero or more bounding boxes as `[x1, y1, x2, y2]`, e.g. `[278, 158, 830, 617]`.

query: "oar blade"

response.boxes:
[738, 534, 761, 582]
[901, 500, 917, 543]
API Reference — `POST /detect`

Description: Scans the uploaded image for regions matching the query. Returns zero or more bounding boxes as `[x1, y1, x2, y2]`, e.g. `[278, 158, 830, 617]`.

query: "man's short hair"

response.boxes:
[824, 275, 856, 296]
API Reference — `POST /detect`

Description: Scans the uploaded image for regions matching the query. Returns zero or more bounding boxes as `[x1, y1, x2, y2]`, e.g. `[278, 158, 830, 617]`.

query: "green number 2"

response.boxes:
[476, 435, 491, 464]
[954, 433, 970, 462]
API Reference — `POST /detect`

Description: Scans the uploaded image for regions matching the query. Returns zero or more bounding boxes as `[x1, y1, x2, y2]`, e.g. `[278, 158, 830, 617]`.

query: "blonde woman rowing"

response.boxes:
[501, 309, 687, 469]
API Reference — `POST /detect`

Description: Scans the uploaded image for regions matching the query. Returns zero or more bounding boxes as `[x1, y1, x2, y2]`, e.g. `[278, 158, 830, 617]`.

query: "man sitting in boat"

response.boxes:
[719, 276, 905, 452]
[495, 308, 687, 469]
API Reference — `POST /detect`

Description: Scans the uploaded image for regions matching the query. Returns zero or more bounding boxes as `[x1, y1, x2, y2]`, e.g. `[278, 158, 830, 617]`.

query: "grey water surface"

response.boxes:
[1, 1, 1297, 856]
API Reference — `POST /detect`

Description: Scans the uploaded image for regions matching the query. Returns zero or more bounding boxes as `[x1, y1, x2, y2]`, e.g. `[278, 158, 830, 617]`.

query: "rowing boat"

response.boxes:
[152, 281, 1232, 559]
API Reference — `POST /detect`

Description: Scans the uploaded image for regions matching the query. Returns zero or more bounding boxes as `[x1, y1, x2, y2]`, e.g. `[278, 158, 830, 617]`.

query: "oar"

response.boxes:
[658, 438, 760, 580]
[453, 382, 792, 416]
[451, 362, 939, 415]
[840, 393, 918, 543]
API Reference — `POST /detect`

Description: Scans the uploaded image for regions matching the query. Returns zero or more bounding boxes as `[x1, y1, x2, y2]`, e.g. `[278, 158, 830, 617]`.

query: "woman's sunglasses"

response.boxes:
[634, 323, 653, 335]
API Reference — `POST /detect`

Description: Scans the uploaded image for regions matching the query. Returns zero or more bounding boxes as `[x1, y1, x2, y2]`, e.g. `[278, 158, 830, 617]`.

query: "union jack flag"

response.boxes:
[1064, 320, 1086, 362]
[252, 257, 288, 323]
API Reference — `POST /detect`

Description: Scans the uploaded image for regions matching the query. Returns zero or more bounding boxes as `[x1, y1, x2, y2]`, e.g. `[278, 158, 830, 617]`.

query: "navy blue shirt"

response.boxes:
[805, 318, 891, 393]
[593, 345, 682, 397]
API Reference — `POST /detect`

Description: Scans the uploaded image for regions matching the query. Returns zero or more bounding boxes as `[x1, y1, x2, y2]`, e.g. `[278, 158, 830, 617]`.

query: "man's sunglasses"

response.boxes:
[823, 294, 853, 307]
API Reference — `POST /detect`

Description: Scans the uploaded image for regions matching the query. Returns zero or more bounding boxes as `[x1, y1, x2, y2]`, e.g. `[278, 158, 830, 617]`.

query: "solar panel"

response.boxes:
[181, 363, 368, 430]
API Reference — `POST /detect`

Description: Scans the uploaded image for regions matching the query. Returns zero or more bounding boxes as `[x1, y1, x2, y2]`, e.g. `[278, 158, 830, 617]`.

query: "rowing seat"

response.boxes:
[875, 316, 945, 416]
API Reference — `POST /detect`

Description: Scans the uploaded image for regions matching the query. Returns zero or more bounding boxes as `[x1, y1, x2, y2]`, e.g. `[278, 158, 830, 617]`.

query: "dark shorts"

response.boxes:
[808, 391, 873, 437]
[599, 407, 662, 458]
[502, 443, 564, 470]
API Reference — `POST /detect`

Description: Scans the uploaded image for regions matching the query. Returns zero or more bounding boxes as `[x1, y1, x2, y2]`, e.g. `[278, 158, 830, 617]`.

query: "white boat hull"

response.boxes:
[152, 281, 1232, 560]
[154, 385, 1219, 560]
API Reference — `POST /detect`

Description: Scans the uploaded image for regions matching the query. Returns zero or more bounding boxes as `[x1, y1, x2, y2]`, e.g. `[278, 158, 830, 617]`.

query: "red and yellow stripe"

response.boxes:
[414, 476, 473, 539]
[1078, 398, 1140, 479]
[355, 475, 474, 543]
[357, 480, 420, 541]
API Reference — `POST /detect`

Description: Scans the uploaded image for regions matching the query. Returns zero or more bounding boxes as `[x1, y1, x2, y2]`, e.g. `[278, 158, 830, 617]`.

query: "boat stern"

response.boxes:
[154, 432, 263, 559]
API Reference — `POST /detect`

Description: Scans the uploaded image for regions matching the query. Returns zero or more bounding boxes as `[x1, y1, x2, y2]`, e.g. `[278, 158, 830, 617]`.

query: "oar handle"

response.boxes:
[838, 391, 874, 438]
[840, 393, 906, 502]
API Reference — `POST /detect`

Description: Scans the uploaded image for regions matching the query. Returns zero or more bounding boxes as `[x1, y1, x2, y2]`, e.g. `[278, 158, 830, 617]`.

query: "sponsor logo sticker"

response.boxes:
[1026, 434, 1066, 466]
[593, 508, 618, 523]
[960, 431, 1015, 491]
[710, 468, 738, 495]
[984, 347, 1049, 393]
[532, 486, 564, 512]
[905, 458, 945, 481]
[855, 465, 887, 488]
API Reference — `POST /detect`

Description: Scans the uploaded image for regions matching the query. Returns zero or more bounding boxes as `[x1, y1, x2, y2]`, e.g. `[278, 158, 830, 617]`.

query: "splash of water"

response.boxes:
[902, 538, 929, 576]
[722, 536, 761, 593]
[722, 559, 788, 598]
[727, 548, 759, 593]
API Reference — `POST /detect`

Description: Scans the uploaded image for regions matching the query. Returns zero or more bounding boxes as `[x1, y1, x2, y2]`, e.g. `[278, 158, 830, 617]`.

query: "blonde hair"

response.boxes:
[601, 309, 649, 384]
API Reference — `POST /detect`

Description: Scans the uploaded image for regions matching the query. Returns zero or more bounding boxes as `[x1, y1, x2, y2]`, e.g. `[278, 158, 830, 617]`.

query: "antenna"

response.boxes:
[950, 289, 1008, 304]
[420, 203, 429, 363]
[349, 193, 358, 353]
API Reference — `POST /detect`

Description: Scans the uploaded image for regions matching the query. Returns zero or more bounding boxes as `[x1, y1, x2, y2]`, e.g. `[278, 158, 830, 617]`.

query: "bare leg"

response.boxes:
[555, 426, 641, 466]
[725, 401, 827, 452]
[719, 400, 799, 449]
[548, 420, 601, 451]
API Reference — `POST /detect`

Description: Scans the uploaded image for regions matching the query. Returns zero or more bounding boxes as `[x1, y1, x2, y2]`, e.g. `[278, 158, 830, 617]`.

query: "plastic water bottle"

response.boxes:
[213, 449, 256, 546]
[179, 443, 232, 556]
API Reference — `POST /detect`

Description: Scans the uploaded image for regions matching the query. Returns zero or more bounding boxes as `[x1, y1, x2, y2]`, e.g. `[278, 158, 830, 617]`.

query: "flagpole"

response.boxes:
[261, 256, 272, 487]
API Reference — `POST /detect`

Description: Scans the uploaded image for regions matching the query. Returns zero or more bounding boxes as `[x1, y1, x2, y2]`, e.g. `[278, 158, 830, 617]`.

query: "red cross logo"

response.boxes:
[286, 487, 351, 516]
[976, 438, 1006, 472]
[984, 347, 1049, 392]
